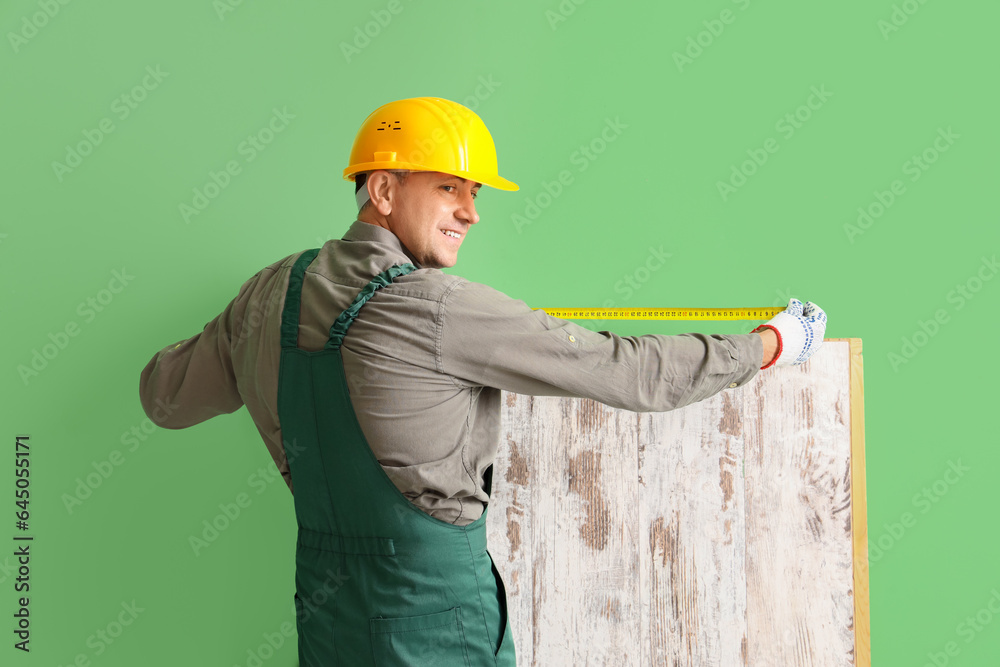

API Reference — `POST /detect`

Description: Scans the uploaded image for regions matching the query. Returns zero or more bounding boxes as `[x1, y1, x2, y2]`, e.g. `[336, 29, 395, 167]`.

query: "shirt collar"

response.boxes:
[342, 219, 423, 269]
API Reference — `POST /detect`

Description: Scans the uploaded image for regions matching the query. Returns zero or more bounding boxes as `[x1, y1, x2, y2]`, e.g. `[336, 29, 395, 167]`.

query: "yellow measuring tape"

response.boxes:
[532, 307, 784, 321]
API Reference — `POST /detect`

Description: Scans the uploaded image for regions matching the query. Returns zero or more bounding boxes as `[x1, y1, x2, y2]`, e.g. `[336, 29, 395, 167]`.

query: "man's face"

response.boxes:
[384, 171, 481, 269]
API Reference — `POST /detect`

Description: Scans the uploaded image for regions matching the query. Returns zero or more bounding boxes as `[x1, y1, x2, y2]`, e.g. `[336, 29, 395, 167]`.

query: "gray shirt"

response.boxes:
[138, 220, 764, 526]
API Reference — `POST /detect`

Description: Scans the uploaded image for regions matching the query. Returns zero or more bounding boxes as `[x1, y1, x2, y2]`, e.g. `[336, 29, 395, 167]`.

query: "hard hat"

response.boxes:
[343, 97, 518, 191]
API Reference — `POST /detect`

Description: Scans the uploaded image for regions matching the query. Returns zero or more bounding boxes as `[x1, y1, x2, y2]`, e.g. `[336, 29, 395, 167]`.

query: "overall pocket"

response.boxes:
[370, 606, 472, 667]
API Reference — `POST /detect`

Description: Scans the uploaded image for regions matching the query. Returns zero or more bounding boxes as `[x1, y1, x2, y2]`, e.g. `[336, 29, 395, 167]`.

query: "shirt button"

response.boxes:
[728, 382, 738, 388]
[568, 335, 576, 343]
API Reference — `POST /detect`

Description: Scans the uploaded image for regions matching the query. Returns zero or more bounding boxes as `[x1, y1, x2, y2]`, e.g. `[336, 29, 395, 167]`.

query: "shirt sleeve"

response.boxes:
[137, 273, 259, 429]
[438, 279, 764, 414]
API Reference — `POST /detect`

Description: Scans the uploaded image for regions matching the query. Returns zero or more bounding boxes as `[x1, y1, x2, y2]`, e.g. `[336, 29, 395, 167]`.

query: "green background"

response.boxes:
[2, 1, 997, 665]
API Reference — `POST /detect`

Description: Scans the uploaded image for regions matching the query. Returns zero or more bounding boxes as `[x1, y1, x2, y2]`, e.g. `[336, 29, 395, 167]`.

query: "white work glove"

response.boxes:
[751, 298, 827, 368]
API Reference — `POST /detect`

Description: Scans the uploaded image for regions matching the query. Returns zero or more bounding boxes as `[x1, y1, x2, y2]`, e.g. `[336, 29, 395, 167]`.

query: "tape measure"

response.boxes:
[532, 307, 784, 321]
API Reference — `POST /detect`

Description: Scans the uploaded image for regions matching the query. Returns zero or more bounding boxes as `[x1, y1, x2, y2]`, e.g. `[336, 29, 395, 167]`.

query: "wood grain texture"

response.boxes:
[488, 339, 867, 666]
[847, 338, 871, 667]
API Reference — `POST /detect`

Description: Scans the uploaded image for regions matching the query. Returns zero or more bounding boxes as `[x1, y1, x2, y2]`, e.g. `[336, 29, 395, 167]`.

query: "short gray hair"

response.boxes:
[355, 170, 409, 213]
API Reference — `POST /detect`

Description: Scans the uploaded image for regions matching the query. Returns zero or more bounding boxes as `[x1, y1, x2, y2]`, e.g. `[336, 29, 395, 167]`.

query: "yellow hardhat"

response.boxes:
[343, 97, 518, 191]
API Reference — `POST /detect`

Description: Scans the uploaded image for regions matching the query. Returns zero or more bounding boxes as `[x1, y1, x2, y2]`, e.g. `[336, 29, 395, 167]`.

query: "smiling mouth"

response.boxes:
[441, 230, 462, 240]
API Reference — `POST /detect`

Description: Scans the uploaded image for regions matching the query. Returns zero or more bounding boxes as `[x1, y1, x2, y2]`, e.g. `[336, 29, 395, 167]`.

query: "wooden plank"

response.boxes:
[637, 390, 748, 665]
[742, 341, 856, 666]
[848, 338, 871, 667]
[489, 339, 868, 666]
[488, 393, 537, 662]
[490, 393, 641, 665]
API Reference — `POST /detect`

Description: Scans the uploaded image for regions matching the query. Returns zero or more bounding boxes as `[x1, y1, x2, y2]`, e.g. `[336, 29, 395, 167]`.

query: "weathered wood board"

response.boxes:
[488, 338, 869, 666]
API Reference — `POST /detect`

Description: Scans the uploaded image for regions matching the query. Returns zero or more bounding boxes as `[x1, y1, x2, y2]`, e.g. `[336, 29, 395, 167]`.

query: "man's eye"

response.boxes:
[442, 185, 478, 199]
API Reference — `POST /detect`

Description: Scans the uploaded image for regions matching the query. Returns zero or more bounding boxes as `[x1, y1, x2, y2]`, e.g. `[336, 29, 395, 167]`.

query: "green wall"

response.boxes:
[2, 1, 996, 664]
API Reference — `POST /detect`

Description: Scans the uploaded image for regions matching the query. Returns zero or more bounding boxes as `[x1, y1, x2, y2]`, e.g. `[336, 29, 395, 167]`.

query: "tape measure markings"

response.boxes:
[532, 307, 784, 321]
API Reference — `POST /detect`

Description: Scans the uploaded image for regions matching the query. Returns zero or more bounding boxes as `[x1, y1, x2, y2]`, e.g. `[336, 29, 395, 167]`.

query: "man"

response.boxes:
[138, 96, 826, 666]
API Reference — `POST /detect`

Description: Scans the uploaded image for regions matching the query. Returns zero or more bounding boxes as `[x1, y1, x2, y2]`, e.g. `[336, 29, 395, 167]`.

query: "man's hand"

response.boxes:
[751, 299, 827, 369]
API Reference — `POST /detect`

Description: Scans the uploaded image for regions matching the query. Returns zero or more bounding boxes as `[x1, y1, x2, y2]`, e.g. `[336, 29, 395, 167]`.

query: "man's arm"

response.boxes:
[137, 274, 261, 429]
[438, 279, 767, 414]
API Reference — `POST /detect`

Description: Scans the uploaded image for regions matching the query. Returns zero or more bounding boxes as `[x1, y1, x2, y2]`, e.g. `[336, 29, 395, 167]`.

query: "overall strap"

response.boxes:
[325, 263, 417, 350]
[279, 248, 320, 350]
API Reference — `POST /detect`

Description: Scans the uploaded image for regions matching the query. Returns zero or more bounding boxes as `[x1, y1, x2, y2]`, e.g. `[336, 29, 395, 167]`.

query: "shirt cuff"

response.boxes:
[725, 332, 764, 389]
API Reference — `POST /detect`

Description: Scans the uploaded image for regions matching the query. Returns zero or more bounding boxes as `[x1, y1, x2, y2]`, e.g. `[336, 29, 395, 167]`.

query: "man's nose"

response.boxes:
[458, 191, 479, 225]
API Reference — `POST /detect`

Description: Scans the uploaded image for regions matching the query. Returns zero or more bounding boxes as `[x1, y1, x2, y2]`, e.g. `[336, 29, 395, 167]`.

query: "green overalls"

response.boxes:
[277, 248, 516, 667]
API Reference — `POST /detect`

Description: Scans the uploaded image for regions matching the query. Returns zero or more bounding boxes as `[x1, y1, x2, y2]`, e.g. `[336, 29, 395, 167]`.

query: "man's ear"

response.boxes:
[368, 170, 394, 216]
